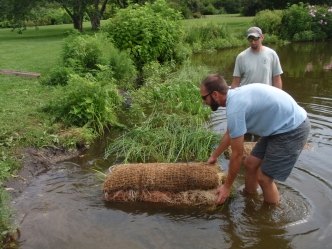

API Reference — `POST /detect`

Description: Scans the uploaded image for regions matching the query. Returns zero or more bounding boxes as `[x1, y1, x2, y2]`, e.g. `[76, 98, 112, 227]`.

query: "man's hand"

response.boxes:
[216, 185, 231, 204]
[207, 155, 218, 164]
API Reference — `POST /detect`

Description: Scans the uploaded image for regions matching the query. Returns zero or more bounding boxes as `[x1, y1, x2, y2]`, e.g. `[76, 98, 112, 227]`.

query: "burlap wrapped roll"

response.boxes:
[103, 162, 226, 206]
[224, 142, 256, 159]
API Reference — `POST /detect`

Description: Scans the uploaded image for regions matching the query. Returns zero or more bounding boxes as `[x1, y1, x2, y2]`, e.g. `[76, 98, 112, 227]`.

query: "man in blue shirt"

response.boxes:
[200, 74, 310, 204]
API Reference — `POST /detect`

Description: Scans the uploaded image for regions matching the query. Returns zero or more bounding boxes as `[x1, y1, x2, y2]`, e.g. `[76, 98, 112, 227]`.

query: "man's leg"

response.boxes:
[257, 169, 279, 204]
[244, 155, 262, 193]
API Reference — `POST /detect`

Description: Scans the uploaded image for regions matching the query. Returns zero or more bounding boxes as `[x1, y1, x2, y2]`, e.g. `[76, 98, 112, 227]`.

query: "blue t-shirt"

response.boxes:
[226, 83, 307, 138]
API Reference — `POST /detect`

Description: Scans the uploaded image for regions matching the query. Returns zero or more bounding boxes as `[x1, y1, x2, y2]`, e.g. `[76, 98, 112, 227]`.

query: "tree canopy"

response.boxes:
[1, 0, 332, 30]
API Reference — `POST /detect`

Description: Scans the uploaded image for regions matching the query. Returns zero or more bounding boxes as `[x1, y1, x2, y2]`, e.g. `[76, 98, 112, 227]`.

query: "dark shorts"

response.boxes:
[251, 118, 310, 181]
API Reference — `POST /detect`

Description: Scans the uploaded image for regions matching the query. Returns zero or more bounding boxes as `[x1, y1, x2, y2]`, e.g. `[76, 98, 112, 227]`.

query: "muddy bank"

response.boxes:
[4, 147, 84, 198]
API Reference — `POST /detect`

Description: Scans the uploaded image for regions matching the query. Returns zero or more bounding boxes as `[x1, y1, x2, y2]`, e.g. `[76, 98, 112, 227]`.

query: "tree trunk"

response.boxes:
[61, 0, 85, 32]
[88, 0, 109, 31]
[90, 14, 100, 30]
[73, 14, 83, 32]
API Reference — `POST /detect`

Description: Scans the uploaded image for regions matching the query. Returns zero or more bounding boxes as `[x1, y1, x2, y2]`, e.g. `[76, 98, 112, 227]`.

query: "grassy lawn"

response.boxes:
[0, 26, 71, 73]
[182, 14, 254, 34]
[0, 24, 74, 176]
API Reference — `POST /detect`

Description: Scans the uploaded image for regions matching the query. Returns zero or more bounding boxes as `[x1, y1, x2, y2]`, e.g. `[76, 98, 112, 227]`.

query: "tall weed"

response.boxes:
[184, 23, 243, 52]
[105, 113, 219, 163]
[127, 62, 211, 126]
[43, 74, 123, 135]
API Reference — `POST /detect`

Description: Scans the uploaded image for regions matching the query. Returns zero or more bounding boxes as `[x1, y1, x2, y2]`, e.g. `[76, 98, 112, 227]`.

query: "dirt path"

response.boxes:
[0, 69, 41, 78]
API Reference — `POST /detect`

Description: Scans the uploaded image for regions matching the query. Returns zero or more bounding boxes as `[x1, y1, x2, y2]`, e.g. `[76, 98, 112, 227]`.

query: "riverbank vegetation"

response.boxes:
[1, 0, 332, 246]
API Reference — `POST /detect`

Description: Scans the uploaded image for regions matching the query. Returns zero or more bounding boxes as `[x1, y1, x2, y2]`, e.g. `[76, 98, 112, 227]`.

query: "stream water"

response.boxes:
[12, 42, 332, 249]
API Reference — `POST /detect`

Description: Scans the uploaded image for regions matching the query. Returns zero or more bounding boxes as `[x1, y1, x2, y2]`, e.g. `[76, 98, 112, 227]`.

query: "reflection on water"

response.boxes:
[13, 42, 332, 249]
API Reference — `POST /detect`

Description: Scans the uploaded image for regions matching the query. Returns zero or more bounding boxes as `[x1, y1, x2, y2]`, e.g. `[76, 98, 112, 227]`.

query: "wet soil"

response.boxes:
[1, 147, 85, 248]
[4, 147, 83, 198]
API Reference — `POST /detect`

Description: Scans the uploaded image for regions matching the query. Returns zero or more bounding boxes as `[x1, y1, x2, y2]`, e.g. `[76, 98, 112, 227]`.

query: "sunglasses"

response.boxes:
[201, 92, 213, 100]
[247, 36, 260, 42]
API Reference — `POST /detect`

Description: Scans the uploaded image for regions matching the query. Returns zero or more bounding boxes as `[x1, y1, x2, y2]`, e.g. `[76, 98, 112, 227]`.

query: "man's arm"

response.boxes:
[208, 130, 231, 164]
[272, 75, 282, 89]
[216, 135, 244, 204]
[231, 77, 241, 88]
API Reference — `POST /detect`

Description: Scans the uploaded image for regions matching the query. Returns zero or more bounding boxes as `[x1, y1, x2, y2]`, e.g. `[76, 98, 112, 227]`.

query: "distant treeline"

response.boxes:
[0, 0, 332, 31]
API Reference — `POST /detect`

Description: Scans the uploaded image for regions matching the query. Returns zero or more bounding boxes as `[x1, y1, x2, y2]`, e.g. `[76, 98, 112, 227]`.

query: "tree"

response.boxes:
[57, 0, 89, 31]
[241, 0, 332, 16]
[86, 0, 109, 30]
[0, 0, 111, 31]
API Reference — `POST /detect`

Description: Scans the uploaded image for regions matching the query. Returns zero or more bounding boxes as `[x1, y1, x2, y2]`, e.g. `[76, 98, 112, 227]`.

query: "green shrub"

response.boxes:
[253, 9, 283, 35]
[293, 30, 316, 41]
[280, 4, 332, 41]
[48, 33, 137, 89]
[102, 0, 184, 71]
[309, 5, 332, 40]
[281, 3, 312, 40]
[184, 22, 241, 52]
[43, 74, 123, 135]
[108, 46, 137, 90]
[142, 61, 176, 86]
[62, 33, 109, 73]
[29, 5, 72, 26]
[40, 66, 74, 86]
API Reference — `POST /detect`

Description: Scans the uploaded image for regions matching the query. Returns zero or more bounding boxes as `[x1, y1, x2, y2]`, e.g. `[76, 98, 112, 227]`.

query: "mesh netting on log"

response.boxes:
[103, 162, 225, 206]
[224, 142, 256, 159]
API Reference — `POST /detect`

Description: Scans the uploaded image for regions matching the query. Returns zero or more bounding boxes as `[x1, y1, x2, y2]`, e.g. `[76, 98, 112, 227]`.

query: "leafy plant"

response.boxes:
[309, 5, 332, 40]
[40, 66, 74, 86]
[184, 22, 242, 52]
[108, 46, 137, 90]
[281, 3, 312, 41]
[103, 0, 185, 71]
[62, 33, 109, 73]
[253, 9, 283, 35]
[43, 74, 123, 135]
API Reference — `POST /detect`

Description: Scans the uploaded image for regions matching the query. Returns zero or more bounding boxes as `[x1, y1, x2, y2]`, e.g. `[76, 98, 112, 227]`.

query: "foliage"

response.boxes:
[126, 62, 211, 126]
[141, 61, 177, 86]
[240, 0, 332, 16]
[241, 0, 266, 16]
[308, 5, 332, 39]
[62, 33, 109, 73]
[184, 22, 243, 52]
[105, 113, 219, 163]
[42, 74, 123, 135]
[40, 66, 74, 86]
[47, 32, 137, 89]
[0, 189, 15, 246]
[281, 3, 312, 40]
[281, 3, 332, 41]
[28, 4, 72, 26]
[252, 9, 283, 35]
[108, 46, 138, 90]
[102, 0, 185, 71]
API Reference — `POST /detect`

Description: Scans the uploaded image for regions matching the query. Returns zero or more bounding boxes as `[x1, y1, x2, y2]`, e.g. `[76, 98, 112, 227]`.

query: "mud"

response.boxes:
[4, 147, 83, 198]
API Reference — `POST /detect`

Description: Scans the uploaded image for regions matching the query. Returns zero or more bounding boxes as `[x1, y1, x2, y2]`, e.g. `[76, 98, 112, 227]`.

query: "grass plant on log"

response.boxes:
[105, 113, 219, 163]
